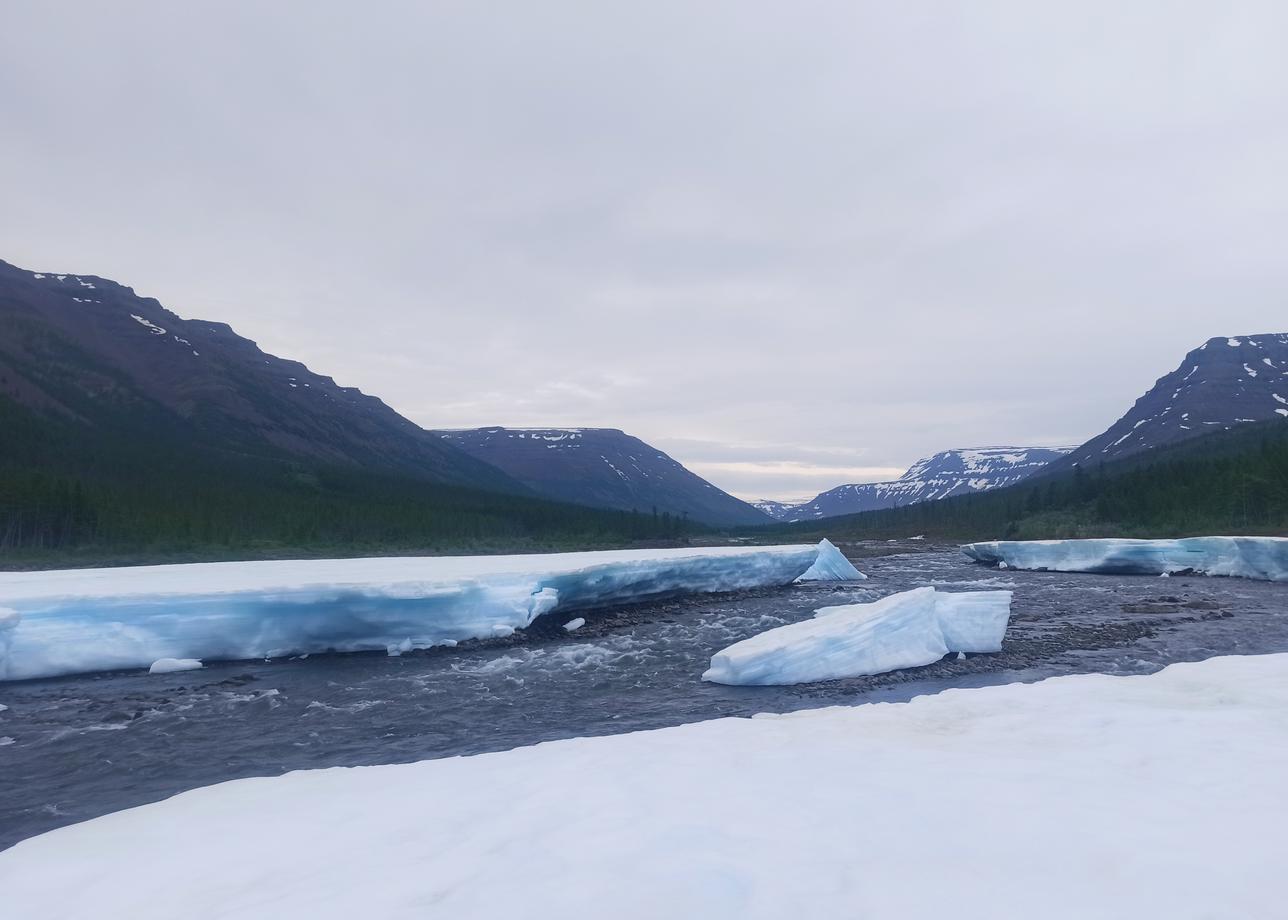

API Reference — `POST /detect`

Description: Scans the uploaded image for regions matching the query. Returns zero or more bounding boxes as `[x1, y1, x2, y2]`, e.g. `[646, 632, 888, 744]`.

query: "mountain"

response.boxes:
[0, 260, 696, 561]
[0, 259, 517, 492]
[436, 427, 772, 527]
[771, 419, 1288, 543]
[763, 446, 1073, 522]
[1059, 334, 1288, 469]
[751, 499, 801, 519]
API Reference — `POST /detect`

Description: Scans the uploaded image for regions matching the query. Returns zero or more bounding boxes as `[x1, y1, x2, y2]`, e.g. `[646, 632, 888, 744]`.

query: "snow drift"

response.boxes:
[962, 536, 1288, 581]
[2, 654, 1282, 920]
[0, 541, 861, 681]
[703, 587, 1011, 685]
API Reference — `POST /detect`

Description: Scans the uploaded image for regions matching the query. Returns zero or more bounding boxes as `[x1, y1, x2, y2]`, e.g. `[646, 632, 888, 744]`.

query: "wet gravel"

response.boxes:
[2, 544, 1287, 851]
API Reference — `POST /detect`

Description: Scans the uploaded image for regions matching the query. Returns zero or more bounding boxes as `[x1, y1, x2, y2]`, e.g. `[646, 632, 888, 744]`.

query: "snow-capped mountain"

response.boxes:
[0, 259, 520, 492]
[436, 427, 772, 527]
[751, 499, 802, 519]
[761, 446, 1074, 522]
[1060, 334, 1288, 468]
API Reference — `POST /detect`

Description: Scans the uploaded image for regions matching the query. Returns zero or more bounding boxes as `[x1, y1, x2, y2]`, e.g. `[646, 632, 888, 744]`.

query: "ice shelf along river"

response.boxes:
[3, 541, 1288, 850]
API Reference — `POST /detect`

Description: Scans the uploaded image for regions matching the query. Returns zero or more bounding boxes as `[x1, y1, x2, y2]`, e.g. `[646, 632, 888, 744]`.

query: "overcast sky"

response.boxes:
[4, 2, 1286, 500]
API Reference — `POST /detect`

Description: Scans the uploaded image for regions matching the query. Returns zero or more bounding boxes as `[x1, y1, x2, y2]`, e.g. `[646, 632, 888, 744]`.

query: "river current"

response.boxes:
[3, 543, 1287, 850]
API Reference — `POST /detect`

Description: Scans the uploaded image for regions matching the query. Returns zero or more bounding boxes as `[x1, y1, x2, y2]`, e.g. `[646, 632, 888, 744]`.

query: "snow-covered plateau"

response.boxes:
[2, 653, 1283, 919]
[0, 541, 860, 682]
[703, 587, 1010, 685]
[963, 536, 1288, 581]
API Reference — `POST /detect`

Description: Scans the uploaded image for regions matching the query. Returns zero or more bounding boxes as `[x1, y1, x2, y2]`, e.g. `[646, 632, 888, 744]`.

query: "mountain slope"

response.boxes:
[1059, 333, 1288, 469]
[766, 446, 1072, 522]
[0, 260, 703, 562]
[436, 427, 772, 527]
[0, 259, 521, 491]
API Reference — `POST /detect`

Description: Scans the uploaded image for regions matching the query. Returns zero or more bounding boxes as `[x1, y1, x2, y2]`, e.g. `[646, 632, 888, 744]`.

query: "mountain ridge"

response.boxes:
[436, 427, 771, 527]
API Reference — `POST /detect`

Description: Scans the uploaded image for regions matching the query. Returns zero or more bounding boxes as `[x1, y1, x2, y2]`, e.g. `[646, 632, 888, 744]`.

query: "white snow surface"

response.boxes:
[2, 654, 1284, 920]
[147, 658, 203, 675]
[0, 543, 855, 681]
[703, 587, 1010, 685]
[963, 536, 1288, 581]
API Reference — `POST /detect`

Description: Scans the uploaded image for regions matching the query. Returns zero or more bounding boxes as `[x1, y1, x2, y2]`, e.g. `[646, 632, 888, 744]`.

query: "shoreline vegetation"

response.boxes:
[4, 390, 1286, 570]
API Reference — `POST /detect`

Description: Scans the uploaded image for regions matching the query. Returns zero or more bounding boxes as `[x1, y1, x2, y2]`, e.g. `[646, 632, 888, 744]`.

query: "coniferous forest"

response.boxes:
[0, 395, 697, 567]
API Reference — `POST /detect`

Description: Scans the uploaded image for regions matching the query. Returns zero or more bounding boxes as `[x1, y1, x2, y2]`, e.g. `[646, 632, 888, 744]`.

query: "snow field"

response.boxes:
[2, 654, 1283, 920]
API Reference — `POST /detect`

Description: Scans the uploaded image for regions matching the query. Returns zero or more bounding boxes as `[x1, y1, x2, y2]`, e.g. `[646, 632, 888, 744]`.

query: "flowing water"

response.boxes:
[3, 544, 1288, 851]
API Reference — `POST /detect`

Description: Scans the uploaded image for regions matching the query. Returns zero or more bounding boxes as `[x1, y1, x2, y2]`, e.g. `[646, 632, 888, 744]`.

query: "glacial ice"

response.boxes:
[0, 541, 859, 681]
[703, 587, 1012, 685]
[962, 536, 1288, 581]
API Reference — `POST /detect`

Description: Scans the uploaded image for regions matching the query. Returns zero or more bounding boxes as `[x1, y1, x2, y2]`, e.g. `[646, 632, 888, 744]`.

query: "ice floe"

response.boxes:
[148, 658, 204, 675]
[703, 587, 1011, 685]
[963, 536, 1288, 581]
[0, 542, 860, 681]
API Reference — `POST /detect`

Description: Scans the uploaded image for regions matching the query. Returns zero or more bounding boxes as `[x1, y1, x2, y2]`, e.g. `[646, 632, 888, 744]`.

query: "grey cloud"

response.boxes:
[3, 1, 1286, 500]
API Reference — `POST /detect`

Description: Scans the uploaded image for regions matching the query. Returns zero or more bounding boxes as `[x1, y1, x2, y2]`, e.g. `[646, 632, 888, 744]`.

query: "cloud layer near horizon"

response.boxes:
[4, 2, 1286, 500]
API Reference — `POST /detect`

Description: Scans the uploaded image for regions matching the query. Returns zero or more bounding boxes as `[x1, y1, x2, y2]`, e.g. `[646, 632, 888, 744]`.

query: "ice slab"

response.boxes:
[148, 658, 203, 675]
[3, 655, 1281, 919]
[703, 587, 1011, 685]
[933, 590, 1012, 653]
[962, 536, 1288, 581]
[0, 541, 858, 681]
[795, 538, 866, 581]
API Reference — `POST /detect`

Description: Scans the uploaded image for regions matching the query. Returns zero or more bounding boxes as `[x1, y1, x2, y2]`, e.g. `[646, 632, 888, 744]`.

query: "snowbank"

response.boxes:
[963, 536, 1288, 581]
[703, 588, 1011, 685]
[2, 654, 1282, 920]
[0, 542, 858, 681]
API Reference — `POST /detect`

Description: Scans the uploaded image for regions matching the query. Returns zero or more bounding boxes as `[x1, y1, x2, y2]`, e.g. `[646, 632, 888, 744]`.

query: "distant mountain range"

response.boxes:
[437, 427, 770, 526]
[5, 254, 1286, 552]
[1056, 334, 1288, 469]
[757, 446, 1073, 522]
